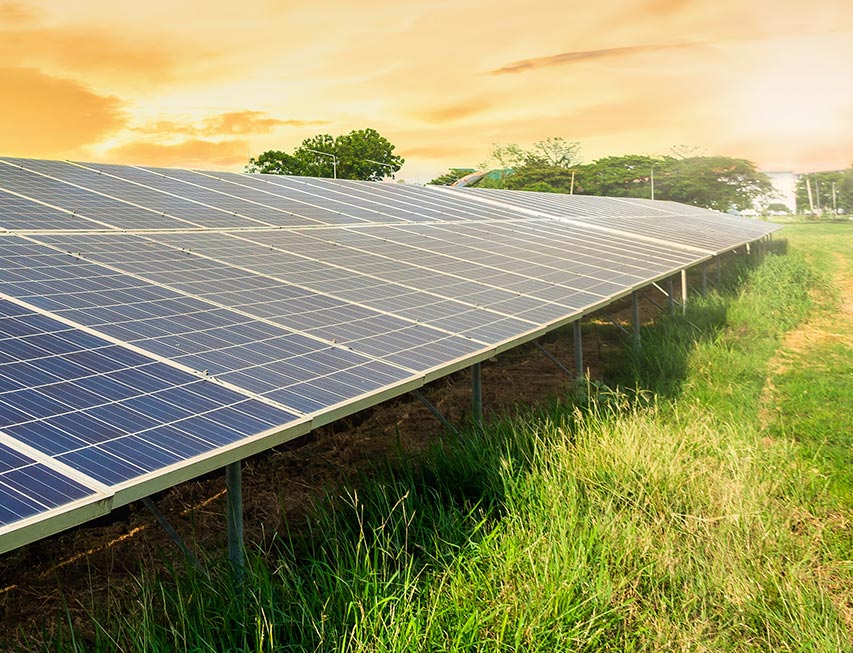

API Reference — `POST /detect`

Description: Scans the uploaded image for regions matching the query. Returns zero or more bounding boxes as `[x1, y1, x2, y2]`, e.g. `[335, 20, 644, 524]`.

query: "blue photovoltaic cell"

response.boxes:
[151, 230, 543, 343]
[20, 160, 262, 229]
[0, 298, 300, 486]
[29, 232, 488, 370]
[81, 163, 325, 227]
[158, 168, 407, 226]
[0, 188, 102, 231]
[0, 441, 98, 527]
[0, 237, 414, 417]
[0, 159, 189, 230]
[448, 186, 780, 253]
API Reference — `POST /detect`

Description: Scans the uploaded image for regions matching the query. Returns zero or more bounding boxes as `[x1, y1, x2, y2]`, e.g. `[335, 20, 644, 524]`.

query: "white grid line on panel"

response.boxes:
[0, 288, 308, 417]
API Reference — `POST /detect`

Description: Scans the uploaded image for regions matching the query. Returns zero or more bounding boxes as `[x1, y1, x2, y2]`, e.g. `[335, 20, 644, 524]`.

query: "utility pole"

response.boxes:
[650, 167, 655, 200]
[832, 181, 838, 215]
[570, 169, 575, 195]
[806, 177, 815, 214]
[815, 174, 821, 213]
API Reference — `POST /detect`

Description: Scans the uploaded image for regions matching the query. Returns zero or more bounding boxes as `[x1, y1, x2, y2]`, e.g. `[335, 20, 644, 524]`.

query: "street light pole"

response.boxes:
[650, 166, 655, 200]
[364, 158, 397, 180]
[305, 148, 337, 179]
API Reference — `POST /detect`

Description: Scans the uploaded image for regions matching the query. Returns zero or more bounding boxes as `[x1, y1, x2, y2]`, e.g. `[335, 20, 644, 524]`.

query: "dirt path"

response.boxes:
[759, 251, 853, 430]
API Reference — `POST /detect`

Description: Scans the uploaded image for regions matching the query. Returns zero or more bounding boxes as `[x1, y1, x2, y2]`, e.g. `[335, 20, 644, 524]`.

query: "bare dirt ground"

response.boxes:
[0, 290, 665, 646]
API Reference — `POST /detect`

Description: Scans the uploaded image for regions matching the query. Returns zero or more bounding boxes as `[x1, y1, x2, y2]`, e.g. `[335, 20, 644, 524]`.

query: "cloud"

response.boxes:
[415, 99, 493, 124]
[0, 1, 37, 24]
[0, 66, 125, 156]
[103, 139, 250, 169]
[132, 111, 328, 138]
[490, 42, 699, 74]
[204, 111, 327, 135]
[0, 6, 226, 88]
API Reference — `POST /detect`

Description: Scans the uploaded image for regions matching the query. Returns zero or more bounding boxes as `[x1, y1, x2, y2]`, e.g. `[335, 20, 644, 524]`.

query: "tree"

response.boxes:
[656, 156, 772, 212]
[503, 164, 577, 192]
[244, 150, 307, 176]
[525, 137, 581, 168]
[573, 154, 771, 211]
[574, 155, 658, 198]
[247, 128, 404, 181]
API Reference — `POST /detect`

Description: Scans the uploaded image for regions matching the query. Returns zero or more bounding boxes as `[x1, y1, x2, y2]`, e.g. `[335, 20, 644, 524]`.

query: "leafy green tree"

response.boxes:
[764, 202, 791, 215]
[244, 150, 307, 176]
[574, 155, 658, 198]
[503, 164, 577, 192]
[525, 137, 581, 168]
[573, 155, 770, 211]
[656, 156, 772, 211]
[247, 128, 403, 181]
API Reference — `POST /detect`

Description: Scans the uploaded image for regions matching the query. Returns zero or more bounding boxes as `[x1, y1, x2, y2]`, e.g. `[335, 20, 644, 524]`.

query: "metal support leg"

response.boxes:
[701, 261, 708, 296]
[411, 389, 459, 435]
[573, 320, 584, 382]
[668, 276, 675, 316]
[631, 291, 641, 344]
[601, 311, 632, 338]
[643, 293, 665, 312]
[535, 340, 573, 378]
[471, 363, 483, 429]
[680, 269, 688, 314]
[715, 255, 722, 284]
[142, 497, 205, 573]
[225, 461, 244, 582]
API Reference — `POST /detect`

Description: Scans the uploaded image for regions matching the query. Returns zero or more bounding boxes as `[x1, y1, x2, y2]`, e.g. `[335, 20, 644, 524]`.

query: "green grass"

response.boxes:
[29, 225, 853, 652]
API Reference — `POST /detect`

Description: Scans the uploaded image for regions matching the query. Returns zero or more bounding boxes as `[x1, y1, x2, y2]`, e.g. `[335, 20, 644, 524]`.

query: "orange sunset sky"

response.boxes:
[1, 0, 851, 183]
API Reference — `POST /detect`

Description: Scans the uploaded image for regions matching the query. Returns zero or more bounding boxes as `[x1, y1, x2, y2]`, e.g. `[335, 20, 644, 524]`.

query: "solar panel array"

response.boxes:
[0, 157, 781, 553]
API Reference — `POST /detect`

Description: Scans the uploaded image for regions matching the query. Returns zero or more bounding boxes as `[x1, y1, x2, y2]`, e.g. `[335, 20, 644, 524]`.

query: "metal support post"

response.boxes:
[535, 340, 573, 378]
[573, 320, 584, 382]
[680, 269, 688, 314]
[471, 362, 483, 429]
[631, 291, 641, 344]
[142, 497, 205, 573]
[643, 293, 665, 312]
[225, 461, 244, 581]
[746, 242, 751, 256]
[601, 311, 632, 338]
[667, 276, 675, 316]
[411, 389, 459, 435]
[715, 255, 722, 284]
[701, 261, 708, 296]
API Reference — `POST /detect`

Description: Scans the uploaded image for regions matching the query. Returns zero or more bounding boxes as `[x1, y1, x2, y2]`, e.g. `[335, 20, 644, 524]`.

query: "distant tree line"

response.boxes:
[248, 130, 852, 215]
[429, 140, 774, 213]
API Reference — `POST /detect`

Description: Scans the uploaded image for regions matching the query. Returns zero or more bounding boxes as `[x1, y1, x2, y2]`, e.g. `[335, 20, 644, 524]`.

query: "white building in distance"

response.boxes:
[755, 171, 798, 214]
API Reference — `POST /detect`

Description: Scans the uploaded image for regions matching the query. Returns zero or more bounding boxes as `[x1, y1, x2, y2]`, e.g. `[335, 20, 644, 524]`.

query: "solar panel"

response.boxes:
[0, 439, 104, 529]
[0, 157, 781, 554]
[0, 159, 195, 231]
[80, 164, 386, 227]
[445, 186, 780, 254]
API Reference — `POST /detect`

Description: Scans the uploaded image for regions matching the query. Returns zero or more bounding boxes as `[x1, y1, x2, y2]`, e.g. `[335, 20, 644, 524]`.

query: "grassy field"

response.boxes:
[31, 223, 853, 651]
